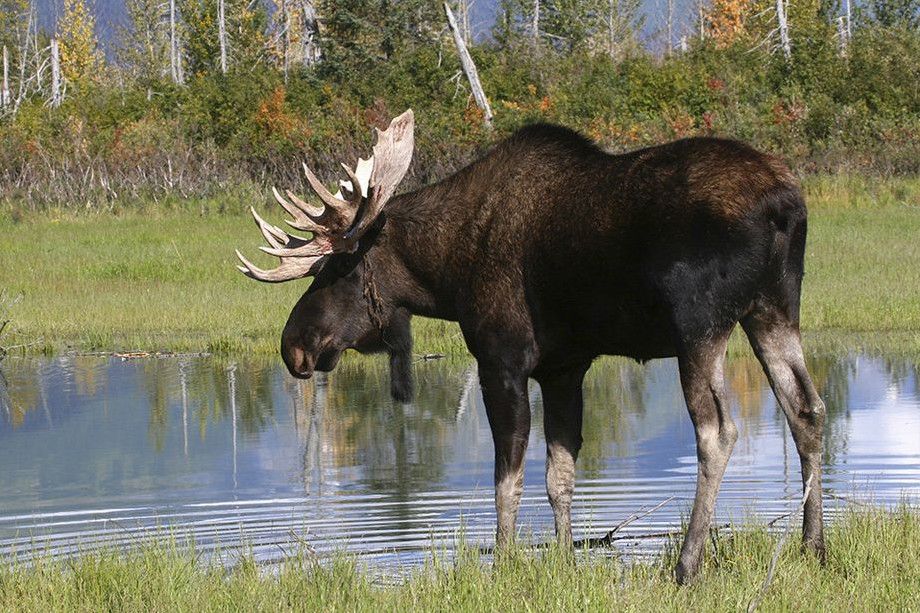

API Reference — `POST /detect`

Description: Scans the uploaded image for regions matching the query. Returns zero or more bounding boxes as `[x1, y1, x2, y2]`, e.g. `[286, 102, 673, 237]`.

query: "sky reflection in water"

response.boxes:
[0, 351, 918, 567]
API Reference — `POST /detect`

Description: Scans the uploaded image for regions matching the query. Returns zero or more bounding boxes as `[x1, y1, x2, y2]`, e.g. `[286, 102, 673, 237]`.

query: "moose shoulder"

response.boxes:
[237, 111, 825, 584]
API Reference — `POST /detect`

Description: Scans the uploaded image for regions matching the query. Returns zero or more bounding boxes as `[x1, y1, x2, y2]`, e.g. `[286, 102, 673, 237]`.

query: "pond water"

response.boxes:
[1, 351, 918, 570]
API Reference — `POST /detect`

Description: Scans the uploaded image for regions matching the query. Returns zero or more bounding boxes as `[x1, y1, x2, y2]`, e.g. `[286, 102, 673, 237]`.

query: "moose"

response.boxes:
[236, 110, 825, 583]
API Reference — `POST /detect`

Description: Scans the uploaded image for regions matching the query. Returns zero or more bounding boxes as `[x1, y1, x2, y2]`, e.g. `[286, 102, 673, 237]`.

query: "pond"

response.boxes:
[1, 351, 918, 570]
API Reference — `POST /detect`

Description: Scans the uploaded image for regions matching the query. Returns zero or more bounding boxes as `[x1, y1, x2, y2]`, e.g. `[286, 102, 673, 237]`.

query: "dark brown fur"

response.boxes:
[278, 125, 825, 583]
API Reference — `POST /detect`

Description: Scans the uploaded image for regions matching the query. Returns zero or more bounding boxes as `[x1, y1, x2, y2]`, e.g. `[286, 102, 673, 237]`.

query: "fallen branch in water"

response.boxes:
[573, 496, 676, 549]
[748, 474, 814, 613]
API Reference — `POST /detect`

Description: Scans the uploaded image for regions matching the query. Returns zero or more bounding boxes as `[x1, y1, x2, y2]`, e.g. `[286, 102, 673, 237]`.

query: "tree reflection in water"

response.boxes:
[0, 350, 917, 504]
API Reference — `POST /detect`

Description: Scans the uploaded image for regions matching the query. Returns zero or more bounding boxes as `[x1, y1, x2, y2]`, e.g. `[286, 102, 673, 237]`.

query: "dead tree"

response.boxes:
[444, 2, 492, 128]
[776, 0, 791, 62]
[170, 0, 183, 84]
[2, 46, 9, 109]
[218, 0, 228, 73]
[666, 0, 674, 56]
[300, 0, 320, 65]
[532, 0, 540, 43]
[50, 37, 62, 107]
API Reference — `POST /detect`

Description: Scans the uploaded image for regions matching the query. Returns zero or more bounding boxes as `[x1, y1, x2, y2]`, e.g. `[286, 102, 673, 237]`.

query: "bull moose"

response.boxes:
[236, 110, 825, 583]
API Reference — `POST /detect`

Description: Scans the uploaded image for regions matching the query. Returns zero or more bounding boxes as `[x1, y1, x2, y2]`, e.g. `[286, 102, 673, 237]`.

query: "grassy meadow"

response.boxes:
[1, 507, 918, 612]
[0, 174, 918, 357]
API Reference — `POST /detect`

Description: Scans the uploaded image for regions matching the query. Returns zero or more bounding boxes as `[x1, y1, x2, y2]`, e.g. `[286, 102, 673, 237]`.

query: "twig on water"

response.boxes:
[479, 496, 678, 555]
[747, 473, 814, 613]
[573, 496, 676, 549]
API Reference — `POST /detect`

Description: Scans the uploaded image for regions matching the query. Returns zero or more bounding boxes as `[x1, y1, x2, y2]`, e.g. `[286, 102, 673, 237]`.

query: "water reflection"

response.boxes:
[0, 351, 918, 568]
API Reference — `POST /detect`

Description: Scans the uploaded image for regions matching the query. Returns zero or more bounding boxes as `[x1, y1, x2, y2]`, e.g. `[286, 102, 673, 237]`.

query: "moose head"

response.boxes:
[236, 110, 416, 401]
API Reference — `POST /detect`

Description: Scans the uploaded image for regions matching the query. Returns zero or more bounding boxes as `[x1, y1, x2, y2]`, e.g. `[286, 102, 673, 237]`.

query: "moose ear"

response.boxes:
[386, 310, 414, 403]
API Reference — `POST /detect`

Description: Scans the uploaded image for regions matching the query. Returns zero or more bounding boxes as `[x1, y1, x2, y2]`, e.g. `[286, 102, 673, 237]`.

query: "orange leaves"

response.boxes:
[253, 86, 311, 145]
[707, 0, 754, 47]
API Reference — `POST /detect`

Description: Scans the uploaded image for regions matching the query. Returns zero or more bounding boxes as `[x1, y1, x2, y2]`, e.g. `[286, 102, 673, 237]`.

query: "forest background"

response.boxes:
[0, 0, 917, 213]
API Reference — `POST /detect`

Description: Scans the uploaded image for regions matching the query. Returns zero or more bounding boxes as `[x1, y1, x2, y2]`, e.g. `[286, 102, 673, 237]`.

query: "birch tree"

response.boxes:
[119, 0, 171, 85]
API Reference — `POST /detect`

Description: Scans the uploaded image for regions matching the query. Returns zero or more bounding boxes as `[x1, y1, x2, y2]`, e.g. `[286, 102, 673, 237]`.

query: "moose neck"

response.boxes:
[364, 184, 468, 323]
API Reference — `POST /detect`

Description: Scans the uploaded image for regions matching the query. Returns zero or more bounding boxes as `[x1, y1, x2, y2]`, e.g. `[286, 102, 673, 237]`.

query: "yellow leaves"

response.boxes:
[58, 0, 101, 84]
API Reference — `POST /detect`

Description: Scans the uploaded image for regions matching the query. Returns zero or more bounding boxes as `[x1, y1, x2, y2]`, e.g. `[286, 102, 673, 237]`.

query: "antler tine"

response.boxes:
[250, 206, 289, 249]
[273, 186, 323, 219]
[277, 188, 328, 233]
[260, 235, 334, 258]
[235, 250, 324, 283]
[339, 163, 365, 208]
[302, 162, 353, 219]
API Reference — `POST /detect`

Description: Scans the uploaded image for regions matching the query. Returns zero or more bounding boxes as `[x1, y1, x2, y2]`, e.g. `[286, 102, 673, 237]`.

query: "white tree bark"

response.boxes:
[776, 0, 791, 62]
[666, 0, 674, 56]
[50, 37, 62, 107]
[845, 0, 851, 38]
[532, 0, 540, 43]
[837, 16, 848, 57]
[218, 0, 228, 73]
[698, 0, 705, 40]
[170, 0, 183, 84]
[444, 2, 492, 128]
[2, 46, 10, 109]
[301, 0, 320, 65]
[281, 0, 291, 80]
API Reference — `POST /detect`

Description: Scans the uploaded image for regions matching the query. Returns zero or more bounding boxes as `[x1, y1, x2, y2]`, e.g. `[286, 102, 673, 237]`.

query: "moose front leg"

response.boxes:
[538, 363, 590, 547]
[479, 363, 533, 547]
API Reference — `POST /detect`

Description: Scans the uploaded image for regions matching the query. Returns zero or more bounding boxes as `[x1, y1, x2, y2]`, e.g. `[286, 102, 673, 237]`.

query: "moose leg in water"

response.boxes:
[537, 363, 590, 547]
[479, 361, 532, 546]
[743, 307, 826, 558]
[675, 333, 738, 584]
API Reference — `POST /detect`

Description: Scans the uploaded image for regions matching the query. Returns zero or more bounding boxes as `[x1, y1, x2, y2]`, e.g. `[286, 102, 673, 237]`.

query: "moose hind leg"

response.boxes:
[742, 312, 826, 558]
[675, 334, 737, 584]
[538, 363, 590, 547]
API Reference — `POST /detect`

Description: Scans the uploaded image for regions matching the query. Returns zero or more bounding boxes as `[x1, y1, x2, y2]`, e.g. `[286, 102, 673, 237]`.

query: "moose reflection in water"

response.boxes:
[2, 352, 919, 569]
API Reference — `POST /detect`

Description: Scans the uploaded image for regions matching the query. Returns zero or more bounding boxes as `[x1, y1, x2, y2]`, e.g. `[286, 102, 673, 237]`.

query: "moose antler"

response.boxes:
[236, 109, 415, 283]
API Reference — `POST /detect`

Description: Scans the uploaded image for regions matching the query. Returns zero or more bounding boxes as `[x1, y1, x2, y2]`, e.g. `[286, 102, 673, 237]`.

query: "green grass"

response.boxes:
[0, 174, 917, 357]
[1, 507, 918, 612]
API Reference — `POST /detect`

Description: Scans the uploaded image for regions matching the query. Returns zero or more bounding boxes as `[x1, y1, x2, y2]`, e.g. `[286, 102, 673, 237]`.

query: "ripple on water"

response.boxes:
[0, 352, 917, 570]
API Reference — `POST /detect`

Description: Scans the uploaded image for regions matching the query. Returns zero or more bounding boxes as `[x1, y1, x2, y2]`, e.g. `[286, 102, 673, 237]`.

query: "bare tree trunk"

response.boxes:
[30, 2, 42, 91]
[607, 0, 616, 57]
[444, 2, 492, 128]
[666, 0, 674, 56]
[218, 0, 228, 73]
[50, 38, 62, 107]
[457, 0, 471, 46]
[776, 0, 791, 62]
[281, 0, 291, 81]
[2, 46, 9, 109]
[301, 0, 320, 66]
[532, 0, 540, 43]
[837, 16, 848, 57]
[845, 0, 851, 38]
[170, 0, 182, 84]
[698, 0, 705, 40]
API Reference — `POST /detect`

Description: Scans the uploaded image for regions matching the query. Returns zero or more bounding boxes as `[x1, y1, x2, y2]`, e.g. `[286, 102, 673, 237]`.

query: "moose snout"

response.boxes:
[281, 335, 314, 379]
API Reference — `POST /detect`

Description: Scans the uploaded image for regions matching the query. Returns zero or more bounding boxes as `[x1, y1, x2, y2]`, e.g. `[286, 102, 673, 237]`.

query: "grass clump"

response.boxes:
[1, 508, 918, 611]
